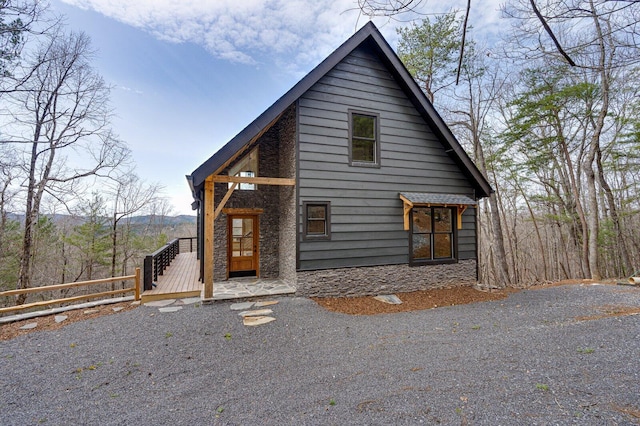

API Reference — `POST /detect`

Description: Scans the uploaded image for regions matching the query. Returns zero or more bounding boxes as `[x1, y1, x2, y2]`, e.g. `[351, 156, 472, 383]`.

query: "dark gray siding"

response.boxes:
[298, 44, 477, 270]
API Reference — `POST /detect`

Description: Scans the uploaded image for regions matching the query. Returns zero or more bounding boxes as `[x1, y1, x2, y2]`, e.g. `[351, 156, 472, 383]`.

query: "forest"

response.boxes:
[2, 0, 640, 308]
[380, 0, 640, 287]
[0, 2, 195, 307]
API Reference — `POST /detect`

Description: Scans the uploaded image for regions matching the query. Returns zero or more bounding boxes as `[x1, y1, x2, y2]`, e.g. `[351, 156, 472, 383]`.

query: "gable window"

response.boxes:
[349, 110, 380, 166]
[228, 146, 258, 190]
[303, 201, 331, 240]
[410, 206, 456, 264]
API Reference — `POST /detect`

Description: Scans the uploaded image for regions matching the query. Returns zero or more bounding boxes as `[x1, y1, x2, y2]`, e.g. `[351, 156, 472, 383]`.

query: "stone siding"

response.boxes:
[213, 105, 296, 281]
[278, 106, 297, 284]
[295, 260, 477, 297]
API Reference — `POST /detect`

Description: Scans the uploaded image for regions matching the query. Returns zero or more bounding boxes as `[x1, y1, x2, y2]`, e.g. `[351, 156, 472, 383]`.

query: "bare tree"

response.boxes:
[106, 171, 162, 281]
[452, 45, 512, 287]
[4, 29, 129, 304]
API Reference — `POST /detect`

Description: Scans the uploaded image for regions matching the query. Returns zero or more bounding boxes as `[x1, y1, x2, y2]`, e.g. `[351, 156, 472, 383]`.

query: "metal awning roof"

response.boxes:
[399, 192, 477, 206]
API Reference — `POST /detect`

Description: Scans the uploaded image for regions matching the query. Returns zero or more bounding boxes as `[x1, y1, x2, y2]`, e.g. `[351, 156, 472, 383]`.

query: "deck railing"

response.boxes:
[0, 269, 141, 315]
[143, 237, 197, 291]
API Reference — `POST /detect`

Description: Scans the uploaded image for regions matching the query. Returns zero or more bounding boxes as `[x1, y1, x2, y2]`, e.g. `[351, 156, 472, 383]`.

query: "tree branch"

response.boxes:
[529, 0, 576, 66]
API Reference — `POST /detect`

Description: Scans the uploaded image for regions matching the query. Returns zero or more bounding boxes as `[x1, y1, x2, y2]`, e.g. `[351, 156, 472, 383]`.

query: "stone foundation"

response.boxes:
[295, 260, 477, 298]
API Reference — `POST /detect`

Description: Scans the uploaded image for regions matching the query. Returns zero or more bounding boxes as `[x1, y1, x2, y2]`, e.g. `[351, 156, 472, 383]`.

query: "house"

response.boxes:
[187, 21, 492, 300]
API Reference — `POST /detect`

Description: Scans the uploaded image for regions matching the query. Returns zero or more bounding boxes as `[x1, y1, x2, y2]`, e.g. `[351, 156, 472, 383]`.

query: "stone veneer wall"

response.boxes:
[213, 113, 289, 281]
[277, 105, 297, 285]
[295, 259, 477, 297]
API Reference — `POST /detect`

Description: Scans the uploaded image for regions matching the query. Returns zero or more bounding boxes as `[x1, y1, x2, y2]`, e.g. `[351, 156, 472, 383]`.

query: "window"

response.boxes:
[228, 147, 258, 190]
[349, 111, 380, 166]
[410, 206, 456, 264]
[303, 201, 331, 240]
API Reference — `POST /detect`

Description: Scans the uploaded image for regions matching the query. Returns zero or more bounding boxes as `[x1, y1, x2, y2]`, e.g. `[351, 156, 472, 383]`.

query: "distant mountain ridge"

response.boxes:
[6, 213, 197, 226]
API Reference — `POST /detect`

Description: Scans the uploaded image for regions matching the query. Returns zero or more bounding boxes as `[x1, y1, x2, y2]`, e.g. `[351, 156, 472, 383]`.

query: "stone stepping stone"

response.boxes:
[255, 300, 279, 307]
[84, 309, 100, 315]
[230, 302, 254, 311]
[112, 307, 124, 312]
[179, 297, 201, 305]
[20, 323, 38, 330]
[158, 306, 183, 313]
[54, 315, 68, 323]
[144, 299, 176, 307]
[243, 316, 276, 326]
[238, 309, 273, 317]
[373, 294, 402, 305]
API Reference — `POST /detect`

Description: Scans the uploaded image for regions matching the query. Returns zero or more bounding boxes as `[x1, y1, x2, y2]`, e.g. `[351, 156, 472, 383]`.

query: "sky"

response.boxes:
[50, 0, 504, 215]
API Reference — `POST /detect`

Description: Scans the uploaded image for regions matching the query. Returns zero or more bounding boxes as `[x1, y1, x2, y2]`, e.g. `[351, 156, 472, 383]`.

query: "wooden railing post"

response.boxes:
[134, 267, 141, 301]
[144, 255, 153, 291]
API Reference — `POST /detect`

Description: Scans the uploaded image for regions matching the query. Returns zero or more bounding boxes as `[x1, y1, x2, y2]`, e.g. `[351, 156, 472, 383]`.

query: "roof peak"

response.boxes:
[188, 20, 492, 200]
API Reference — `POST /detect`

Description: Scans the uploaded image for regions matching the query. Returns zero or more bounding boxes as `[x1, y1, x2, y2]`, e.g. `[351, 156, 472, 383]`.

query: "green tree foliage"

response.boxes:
[0, 0, 43, 78]
[64, 195, 111, 281]
[0, 218, 20, 291]
[396, 12, 461, 103]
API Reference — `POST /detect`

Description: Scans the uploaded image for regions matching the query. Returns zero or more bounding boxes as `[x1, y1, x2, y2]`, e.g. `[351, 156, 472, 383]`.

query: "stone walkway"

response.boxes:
[230, 300, 279, 326]
[213, 278, 295, 300]
[144, 296, 280, 327]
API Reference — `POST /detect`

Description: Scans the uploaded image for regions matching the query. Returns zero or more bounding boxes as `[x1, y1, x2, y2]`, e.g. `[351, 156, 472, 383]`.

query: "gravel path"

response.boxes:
[1, 283, 639, 425]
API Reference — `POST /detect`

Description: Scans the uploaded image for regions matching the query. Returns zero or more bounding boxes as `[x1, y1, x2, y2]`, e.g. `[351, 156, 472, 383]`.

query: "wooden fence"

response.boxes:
[0, 268, 140, 315]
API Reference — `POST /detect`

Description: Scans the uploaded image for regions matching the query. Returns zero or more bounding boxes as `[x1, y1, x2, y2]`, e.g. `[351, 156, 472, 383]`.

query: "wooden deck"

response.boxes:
[141, 251, 202, 303]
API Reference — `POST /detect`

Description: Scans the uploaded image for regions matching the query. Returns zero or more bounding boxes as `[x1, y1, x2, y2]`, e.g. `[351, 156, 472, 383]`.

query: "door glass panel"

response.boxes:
[232, 237, 241, 256]
[241, 237, 253, 256]
[231, 218, 253, 258]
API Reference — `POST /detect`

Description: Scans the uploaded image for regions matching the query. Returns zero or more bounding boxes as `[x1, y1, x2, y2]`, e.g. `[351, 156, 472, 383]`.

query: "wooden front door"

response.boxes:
[228, 215, 259, 278]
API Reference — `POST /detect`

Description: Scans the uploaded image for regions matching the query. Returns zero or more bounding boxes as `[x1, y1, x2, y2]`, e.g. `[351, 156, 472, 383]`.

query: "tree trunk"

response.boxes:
[16, 136, 40, 305]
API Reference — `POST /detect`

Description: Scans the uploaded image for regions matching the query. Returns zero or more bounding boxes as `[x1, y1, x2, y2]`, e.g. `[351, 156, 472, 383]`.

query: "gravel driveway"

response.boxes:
[1, 283, 639, 425]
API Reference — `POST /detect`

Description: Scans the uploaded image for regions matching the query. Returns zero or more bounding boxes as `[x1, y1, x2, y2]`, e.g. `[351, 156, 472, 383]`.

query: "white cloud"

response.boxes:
[60, 0, 369, 68]
[60, 0, 505, 71]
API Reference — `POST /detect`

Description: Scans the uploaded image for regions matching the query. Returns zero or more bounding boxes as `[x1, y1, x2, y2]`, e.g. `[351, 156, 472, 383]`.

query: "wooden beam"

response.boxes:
[457, 205, 468, 230]
[214, 182, 237, 220]
[399, 194, 413, 231]
[209, 175, 295, 186]
[222, 208, 264, 215]
[203, 178, 214, 301]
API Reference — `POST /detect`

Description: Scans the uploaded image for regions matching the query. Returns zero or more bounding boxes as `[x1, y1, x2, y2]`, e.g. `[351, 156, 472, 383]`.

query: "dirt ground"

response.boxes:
[312, 286, 515, 315]
[1, 278, 631, 341]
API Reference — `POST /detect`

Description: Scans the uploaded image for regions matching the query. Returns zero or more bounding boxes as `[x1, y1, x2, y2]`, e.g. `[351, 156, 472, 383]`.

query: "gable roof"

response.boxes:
[188, 21, 493, 199]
